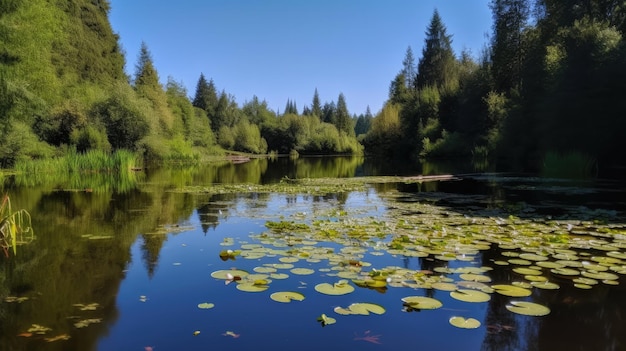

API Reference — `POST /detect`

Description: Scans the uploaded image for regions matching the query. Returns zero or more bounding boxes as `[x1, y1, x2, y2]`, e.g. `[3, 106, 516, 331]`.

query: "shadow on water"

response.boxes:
[0, 156, 624, 350]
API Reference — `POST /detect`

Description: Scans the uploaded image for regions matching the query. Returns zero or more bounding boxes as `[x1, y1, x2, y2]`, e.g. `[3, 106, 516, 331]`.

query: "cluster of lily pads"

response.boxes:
[195, 181, 626, 330]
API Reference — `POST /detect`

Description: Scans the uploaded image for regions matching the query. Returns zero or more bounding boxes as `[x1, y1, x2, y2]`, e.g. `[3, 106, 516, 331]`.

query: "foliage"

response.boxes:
[0, 195, 33, 257]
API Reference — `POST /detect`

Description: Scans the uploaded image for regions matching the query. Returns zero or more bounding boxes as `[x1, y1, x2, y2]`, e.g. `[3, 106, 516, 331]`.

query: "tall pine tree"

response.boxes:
[416, 10, 457, 90]
[311, 88, 322, 117]
[192, 73, 218, 118]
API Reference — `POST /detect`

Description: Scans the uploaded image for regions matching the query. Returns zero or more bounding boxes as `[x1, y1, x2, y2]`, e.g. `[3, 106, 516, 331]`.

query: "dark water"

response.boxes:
[1, 157, 625, 351]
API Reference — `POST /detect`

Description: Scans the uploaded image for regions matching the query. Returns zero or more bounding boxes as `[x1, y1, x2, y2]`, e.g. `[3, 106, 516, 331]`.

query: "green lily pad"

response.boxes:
[519, 253, 549, 261]
[506, 301, 550, 316]
[317, 313, 336, 326]
[530, 281, 560, 289]
[449, 316, 481, 329]
[236, 283, 269, 292]
[254, 266, 277, 273]
[450, 289, 491, 303]
[459, 273, 492, 283]
[508, 258, 532, 266]
[211, 269, 249, 280]
[536, 261, 564, 269]
[551, 267, 580, 276]
[334, 303, 386, 315]
[270, 291, 305, 303]
[270, 273, 289, 279]
[290, 268, 315, 275]
[512, 267, 542, 275]
[314, 280, 355, 295]
[197, 302, 215, 309]
[401, 296, 443, 310]
[491, 284, 532, 297]
[431, 282, 458, 291]
[581, 271, 619, 280]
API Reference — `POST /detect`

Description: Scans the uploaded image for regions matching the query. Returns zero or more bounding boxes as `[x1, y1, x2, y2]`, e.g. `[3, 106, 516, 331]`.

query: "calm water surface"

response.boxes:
[1, 157, 625, 351]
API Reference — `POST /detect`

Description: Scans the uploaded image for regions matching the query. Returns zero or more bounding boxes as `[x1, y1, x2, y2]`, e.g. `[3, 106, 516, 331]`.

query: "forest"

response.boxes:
[1, 0, 625, 176]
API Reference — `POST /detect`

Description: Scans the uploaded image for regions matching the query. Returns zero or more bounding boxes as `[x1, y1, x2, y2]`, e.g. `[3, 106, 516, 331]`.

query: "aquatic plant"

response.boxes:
[0, 195, 34, 257]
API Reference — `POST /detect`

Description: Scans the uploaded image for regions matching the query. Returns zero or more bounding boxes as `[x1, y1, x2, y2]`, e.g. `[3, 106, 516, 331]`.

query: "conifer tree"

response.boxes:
[335, 93, 353, 135]
[311, 88, 322, 117]
[402, 46, 417, 88]
[416, 10, 457, 89]
[192, 73, 218, 117]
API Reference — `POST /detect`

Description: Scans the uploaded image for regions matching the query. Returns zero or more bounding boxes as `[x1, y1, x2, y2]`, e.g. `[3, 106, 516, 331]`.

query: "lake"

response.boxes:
[1, 156, 625, 351]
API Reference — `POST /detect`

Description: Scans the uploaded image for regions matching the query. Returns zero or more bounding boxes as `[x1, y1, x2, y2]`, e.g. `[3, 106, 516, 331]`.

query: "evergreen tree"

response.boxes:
[192, 73, 218, 118]
[389, 73, 409, 104]
[133, 42, 160, 89]
[321, 101, 336, 124]
[335, 93, 353, 135]
[490, 0, 530, 92]
[416, 10, 457, 89]
[402, 46, 417, 88]
[311, 88, 322, 117]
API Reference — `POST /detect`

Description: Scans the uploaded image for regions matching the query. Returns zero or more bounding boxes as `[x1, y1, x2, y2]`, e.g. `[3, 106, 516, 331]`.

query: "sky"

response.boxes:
[108, 0, 493, 116]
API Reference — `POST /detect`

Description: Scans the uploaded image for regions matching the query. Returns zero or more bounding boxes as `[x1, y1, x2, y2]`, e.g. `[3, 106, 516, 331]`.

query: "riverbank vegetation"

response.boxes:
[1, 0, 624, 176]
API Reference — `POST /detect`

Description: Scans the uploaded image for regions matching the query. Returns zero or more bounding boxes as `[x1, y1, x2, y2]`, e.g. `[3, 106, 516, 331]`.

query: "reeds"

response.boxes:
[13, 149, 142, 192]
[0, 195, 33, 257]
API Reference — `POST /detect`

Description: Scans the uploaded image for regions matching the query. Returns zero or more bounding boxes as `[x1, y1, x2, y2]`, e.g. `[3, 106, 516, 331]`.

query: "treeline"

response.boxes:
[363, 0, 626, 174]
[0, 0, 362, 168]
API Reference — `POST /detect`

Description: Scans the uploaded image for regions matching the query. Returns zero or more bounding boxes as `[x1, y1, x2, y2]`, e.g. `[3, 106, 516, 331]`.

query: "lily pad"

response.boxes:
[334, 303, 386, 315]
[314, 280, 355, 295]
[236, 283, 269, 292]
[197, 302, 215, 309]
[270, 291, 305, 303]
[290, 268, 315, 275]
[450, 289, 491, 303]
[530, 281, 560, 290]
[459, 273, 492, 283]
[317, 313, 336, 326]
[401, 296, 443, 310]
[491, 284, 532, 297]
[449, 316, 481, 329]
[506, 301, 550, 316]
[211, 269, 249, 280]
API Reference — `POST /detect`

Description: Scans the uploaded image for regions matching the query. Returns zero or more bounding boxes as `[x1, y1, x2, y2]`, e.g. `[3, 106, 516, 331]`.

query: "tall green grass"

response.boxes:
[541, 151, 596, 179]
[13, 150, 142, 192]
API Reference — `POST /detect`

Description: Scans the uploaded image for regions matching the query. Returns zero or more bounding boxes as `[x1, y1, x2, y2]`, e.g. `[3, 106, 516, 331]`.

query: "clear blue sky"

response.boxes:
[108, 0, 492, 116]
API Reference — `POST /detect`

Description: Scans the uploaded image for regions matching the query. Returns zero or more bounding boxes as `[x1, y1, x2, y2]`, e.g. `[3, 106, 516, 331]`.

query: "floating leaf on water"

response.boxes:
[573, 277, 598, 285]
[508, 259, 532, 266]
[536, 261, 564, 269]
[401, 296, 443, 310]
[519, 253, 549, 261]
[197, 302, 215, 309]
[290, 268, 315, 275]
[606, 251, 626, 260]
[314, 281, 355, 295]
[602, 279, 619, 286]
[581, 262, 609, 272]
[272, 263, 294, 269]
[431, 282, 457, 291]
[512, 267, 542, 276]
[334, 303, 386, 316]
[236, 283, 269, 292]
[581, 271, 619, 280]
[279, 257, 299, 263]
[512, 281, 533, 289]
[450, 289, 491, 303]
[459, 273, 491, 283]
[270, 291, 305, 303]
[5, 296, 29, 303]
[493, 260, 509, 266]
[530, 281, 560, 290]
[211, 269, 249, 280]
[574, 283, 593, 289]
[44, 334, 71, 342]
[551, 267, 580, 276]
[491, 284, 532, 297]
[27, 324, 51, 334]
[270, 273, 289, 279]
[525, 275, 547, 282]
[253, 266, 277, 273]
[193, 330, 201, 336]
[506, 301, 550, 316]
[317, 313, 336, 326]
[449, 316, 481, 329]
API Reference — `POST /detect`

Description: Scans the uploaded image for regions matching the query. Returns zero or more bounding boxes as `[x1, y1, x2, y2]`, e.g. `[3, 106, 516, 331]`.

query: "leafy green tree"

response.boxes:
[389, 73, 409, 104]
[416, 10, 457, 90]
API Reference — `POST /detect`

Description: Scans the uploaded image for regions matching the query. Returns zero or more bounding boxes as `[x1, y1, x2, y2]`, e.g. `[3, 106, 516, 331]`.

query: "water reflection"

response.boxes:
[0, 157, 624, 351]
